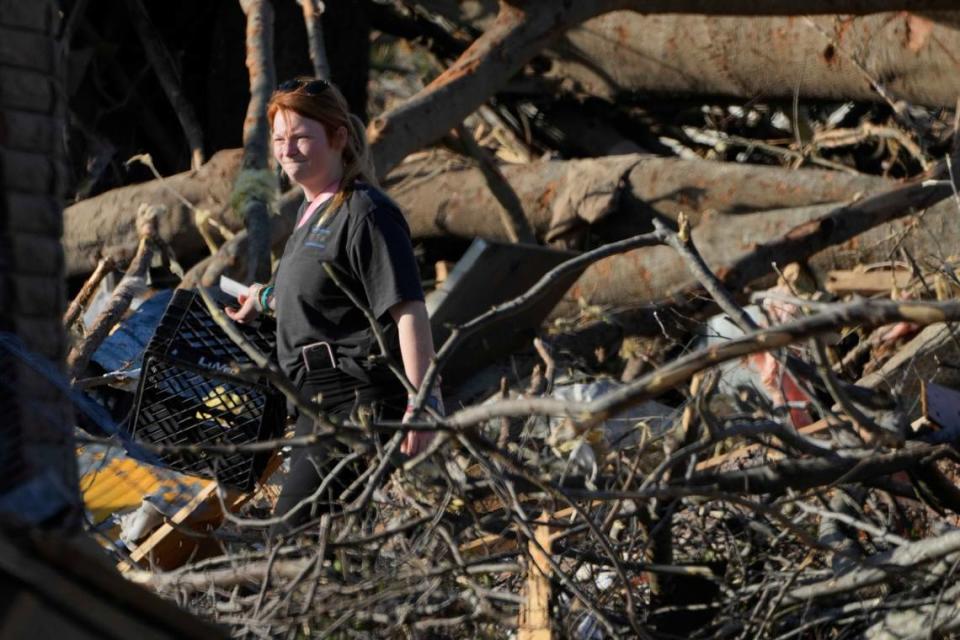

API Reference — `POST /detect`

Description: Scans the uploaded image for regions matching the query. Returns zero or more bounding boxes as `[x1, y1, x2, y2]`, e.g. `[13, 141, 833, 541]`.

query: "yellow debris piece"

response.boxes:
[195, 384, 249, 429]
[80, 454, 210, 524]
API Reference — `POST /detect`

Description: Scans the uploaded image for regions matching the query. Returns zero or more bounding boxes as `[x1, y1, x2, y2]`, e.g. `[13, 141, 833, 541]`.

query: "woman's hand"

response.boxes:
[225, 284, 262, 324]
[390, 300, 441, 457]
[400, 392, 443, 456]
[400, 430, 435, 457]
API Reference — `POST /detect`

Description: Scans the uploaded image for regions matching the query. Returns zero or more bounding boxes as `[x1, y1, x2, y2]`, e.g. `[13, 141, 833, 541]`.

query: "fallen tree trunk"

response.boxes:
[550, 11, 960, 107]
[419, 0, 960, 20]
[371, 3, 960, 177]
[63, 149, 244, 278]
[558, 165, 959, 318]
[419, 4, 960, 108]
[63, 151, 885, 280]
[391, 153, 885, 244]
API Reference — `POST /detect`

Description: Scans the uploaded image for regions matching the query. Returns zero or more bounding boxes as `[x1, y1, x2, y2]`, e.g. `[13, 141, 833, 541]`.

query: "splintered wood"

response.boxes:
[518, 515, 553, 640]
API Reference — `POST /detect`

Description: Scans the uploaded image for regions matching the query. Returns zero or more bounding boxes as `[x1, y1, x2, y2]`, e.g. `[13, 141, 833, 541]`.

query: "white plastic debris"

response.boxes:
[548, 378, 677, 448]
[118, 499, 166, 549]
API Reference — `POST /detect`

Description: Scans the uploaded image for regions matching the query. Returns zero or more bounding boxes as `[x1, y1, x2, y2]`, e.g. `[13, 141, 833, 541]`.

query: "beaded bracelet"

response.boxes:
[258, 285, 274, 312]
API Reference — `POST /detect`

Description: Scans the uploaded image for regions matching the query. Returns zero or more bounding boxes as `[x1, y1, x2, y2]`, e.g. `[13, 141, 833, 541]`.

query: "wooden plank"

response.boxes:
[118, 453, 282, 572]
[118, 481, 220, 572]
[459, 530, 523, 558]
[518, 515, 553, 640]
[825, 268, 911, 295]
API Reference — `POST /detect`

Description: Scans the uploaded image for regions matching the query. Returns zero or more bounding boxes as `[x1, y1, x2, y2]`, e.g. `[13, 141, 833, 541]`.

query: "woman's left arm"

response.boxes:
[389, 299, 442, 455]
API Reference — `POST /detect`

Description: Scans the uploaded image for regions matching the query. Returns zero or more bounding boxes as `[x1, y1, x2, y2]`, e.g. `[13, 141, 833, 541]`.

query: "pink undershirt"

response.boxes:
[296, 177, 341, 229]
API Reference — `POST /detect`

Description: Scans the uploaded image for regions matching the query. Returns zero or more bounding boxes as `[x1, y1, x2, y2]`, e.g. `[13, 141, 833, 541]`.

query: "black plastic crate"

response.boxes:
[128, 289, 284, 491]
[144, 288, 278, 371]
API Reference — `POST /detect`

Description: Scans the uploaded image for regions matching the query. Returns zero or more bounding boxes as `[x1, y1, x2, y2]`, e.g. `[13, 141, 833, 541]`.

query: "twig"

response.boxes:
[785, 529, 960, 604]
[63, 255, 115, 329]
[66, 205, 160, 378]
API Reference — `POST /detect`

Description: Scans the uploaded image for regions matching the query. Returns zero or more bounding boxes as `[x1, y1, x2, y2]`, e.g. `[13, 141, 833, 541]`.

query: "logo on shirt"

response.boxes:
[304, 224, 331, 250]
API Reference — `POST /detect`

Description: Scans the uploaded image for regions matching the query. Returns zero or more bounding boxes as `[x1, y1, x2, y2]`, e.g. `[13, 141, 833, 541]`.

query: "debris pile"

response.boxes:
[39, 3, 960, 638]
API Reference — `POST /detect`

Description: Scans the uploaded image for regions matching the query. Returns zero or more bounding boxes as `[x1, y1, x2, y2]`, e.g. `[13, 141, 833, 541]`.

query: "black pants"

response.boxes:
[270, 363, 404, 536]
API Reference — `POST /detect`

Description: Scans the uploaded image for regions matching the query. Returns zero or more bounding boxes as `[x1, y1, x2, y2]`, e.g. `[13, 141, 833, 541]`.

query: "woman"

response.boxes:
[226, 77, 441, 532]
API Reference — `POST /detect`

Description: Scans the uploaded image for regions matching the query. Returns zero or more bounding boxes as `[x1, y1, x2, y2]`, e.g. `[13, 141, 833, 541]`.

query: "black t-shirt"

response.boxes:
[272, 183, 424, 381]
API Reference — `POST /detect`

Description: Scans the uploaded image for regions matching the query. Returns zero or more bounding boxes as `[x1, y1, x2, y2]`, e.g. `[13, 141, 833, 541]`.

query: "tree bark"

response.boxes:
[63, 149, 244, 278]
[419, 0, 960, 21]
[558, 164, 958, 318]
[421, 4, 960, 108]
[300, 0, 330, 81]
[551, 11, 960, 108]
[450, 125, 536, 244]
[390, 153, 886, 243]
[63, 151, 886, 280]
[237, 0, 276, 283]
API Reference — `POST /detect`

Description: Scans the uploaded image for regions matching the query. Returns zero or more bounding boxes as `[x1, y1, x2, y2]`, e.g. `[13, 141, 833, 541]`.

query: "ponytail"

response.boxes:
[329, 113, 377, 211]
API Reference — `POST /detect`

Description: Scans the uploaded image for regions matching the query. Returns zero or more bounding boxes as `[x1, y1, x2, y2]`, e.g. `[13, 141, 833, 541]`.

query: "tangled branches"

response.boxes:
[117, 161, 960, 639]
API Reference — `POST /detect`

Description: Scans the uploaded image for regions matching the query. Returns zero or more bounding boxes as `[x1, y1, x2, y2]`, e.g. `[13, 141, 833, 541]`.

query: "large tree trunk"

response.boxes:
[551, 11, 960, 108]
[417, 3, 960, 108]
[0, 0, 80, 528]
[63, 149, 244, 278]
[557, 179, 959, 318]
[418, 0, 959, 20]
[390, 153, 886, 244]
[62, 151, 886, 279]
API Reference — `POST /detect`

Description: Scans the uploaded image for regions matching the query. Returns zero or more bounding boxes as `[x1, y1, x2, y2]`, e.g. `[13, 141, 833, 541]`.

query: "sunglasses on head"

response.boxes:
[277, 78, 330, 95]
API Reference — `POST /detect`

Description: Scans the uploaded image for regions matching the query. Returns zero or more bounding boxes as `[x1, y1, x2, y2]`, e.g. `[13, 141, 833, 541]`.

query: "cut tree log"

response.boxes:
[418, 3, 960, 107]
[65, 151, 884, 280]
[369, 3, 960, 178]
[419, 0, 960, 21]
[558, 162, 960, 318]
[63, 149, 244, 278]
[550, 12, 960, 108]
[390, 152, 885, 243]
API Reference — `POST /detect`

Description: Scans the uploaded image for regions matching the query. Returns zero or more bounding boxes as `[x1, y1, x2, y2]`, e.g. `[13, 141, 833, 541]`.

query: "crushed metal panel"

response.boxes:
[426, 239, 581, 383]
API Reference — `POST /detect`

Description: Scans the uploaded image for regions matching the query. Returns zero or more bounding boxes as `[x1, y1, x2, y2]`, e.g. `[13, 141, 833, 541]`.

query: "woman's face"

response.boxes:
[272, 109, 346, 196]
